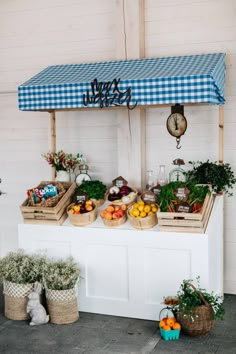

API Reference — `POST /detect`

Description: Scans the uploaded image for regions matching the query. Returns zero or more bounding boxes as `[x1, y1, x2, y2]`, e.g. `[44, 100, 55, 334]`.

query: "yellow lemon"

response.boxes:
[133, 203, 139, 209]
[138, 205, 144, 212]
[148, 211, 154, 216]
[144, 205, 151, 213]
[152, 206, 158, 213]
[150, 203, 156, 208]
[132, 208, 140, 217]
[138, 200, 145, 205]
[140, 211, 147, 218]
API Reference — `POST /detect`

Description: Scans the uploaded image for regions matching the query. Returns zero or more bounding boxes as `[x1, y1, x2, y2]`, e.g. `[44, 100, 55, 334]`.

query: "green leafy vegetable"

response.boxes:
[76, 180, 107, 200]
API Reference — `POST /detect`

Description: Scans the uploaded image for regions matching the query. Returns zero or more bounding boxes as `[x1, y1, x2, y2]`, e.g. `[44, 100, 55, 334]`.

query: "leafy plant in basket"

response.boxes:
[185, 160, 236, 196]
[172, 277, 224, 336]
[76, 180, 107, 201]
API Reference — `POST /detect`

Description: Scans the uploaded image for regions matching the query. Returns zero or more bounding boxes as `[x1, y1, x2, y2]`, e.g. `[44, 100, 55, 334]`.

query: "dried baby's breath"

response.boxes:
[43, 257, 80, 291]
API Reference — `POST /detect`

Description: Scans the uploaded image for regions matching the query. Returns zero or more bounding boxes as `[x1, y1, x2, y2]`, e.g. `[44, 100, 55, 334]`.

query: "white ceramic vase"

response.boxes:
[56, 170, 70, 182]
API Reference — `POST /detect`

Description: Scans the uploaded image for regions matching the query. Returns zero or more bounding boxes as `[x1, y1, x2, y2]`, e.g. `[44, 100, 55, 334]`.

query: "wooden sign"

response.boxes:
[175, 202, 192, 213]
[174, 186, 190, 202]
[82, 78, 137, 110]
[141, 191, 157, 204]
[151, 184, 162, 197]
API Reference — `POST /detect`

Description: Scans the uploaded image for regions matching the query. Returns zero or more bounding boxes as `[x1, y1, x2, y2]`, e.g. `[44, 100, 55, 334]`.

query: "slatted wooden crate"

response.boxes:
[20, 181, 77, 225]
[157, 192, 214, 233]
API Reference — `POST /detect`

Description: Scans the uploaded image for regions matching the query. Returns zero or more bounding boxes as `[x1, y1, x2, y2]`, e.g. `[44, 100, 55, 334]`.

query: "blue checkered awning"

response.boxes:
[18, 53, 226, 111]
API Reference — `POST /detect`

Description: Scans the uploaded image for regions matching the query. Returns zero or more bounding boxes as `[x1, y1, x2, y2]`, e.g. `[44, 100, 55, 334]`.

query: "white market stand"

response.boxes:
[18, 53, 226, 320]
[18, 195, 223, 321]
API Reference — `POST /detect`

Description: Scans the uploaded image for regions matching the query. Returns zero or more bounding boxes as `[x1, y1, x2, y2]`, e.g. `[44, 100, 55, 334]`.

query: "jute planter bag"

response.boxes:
[3, 280, 34, 320]
[45, 287, 79, 324]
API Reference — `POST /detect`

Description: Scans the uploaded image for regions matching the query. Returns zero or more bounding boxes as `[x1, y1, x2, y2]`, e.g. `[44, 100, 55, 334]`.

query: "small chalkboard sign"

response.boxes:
[151, 184, 162, 197]
[112, 176, 128, 188]
[174, 186, 190, 202]
[141, 191, 157, 204]
[175, 202, 192, 213]
[73, 192, 89, 204]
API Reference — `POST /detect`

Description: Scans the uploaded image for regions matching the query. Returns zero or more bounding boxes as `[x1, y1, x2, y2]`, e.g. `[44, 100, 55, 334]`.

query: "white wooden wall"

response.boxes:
[0, 0, 236, 293]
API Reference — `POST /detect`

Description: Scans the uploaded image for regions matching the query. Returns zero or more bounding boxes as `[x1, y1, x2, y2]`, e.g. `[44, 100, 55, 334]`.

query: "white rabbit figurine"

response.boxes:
[26, 282, 49, 326]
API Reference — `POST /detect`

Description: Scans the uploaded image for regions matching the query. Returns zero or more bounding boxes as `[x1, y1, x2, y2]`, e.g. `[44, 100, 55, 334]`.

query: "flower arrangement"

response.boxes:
[0, 251, 46, 285]
[42, 150, 83, 172]
[43, 257, 80, 291]
[172, 277, 225, 321]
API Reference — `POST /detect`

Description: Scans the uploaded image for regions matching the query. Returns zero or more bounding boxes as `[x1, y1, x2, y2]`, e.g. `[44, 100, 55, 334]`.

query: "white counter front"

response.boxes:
[18, 196, 223, 321]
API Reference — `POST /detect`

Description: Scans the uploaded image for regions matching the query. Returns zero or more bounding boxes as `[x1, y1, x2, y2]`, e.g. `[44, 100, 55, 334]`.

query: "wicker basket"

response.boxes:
[107, 189, 138, 206]
[46, 288, 79, 324]
[3, 280, 34, 320]
[91, 198, 105, 207]
[176, 282, 216, 337]
[128, 205, 158, 230]
[67, 203, 97, 226]
[101, 213, 127, 227]
[28, 182, 66, 207]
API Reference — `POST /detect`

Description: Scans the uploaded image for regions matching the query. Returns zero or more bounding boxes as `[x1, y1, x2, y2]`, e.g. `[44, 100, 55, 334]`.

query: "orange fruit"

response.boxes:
[107, 205, 115, 213]
[166, 318, 175, 328]
[159, 320, 166, 328]
[173, 322, 181, 330]
[163, 325, 171, 331]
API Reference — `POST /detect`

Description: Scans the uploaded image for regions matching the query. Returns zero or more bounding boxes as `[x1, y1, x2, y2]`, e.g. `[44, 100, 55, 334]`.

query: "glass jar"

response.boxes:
[145, 170, 155, 190]
[157, 165, 168, 186]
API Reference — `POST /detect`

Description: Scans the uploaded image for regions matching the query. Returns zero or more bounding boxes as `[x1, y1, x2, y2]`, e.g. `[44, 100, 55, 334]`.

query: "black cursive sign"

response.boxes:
[82, 78, 137, 110]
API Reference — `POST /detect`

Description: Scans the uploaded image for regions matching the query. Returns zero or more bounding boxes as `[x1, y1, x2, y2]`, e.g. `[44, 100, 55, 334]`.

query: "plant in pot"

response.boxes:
[172, 277, 224, 337]
[0, 251, 46, 320]
[76, 180, 107, 207]
[42, 257, 80, 324]
[185, 160, 236, 196]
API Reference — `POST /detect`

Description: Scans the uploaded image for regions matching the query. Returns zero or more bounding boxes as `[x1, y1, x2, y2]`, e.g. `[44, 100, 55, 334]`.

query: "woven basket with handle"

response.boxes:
[176, 282, 216, 337]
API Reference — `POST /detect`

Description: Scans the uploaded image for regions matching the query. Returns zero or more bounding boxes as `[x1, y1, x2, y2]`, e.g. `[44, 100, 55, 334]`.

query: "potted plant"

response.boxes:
[76, 179, 107, 206]
[0, 251, 46, 320]
[43, 257, 80, 324]
[172, 277, 224, 337]
[185, 160, 236, 196]
[42, 150, 83, 182]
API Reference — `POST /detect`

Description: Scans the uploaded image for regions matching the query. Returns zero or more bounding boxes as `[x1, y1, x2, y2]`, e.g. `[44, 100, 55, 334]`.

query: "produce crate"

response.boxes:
[20, 181, 77, 225]
[157, 192, 214, 233]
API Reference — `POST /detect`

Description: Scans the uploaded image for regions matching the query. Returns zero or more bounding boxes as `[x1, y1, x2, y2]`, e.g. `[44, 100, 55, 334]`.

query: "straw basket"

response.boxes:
[67, 203, 97, 226]
[107, 189, 138, 207]
[3, 280, 34, 320]
[176, 282, 216, 337]
[91, 198, 105, 207]
[45, 288, 79, 324]
[101, 213, 127, 227]
[128, 205, 158, 230]
[28, 182, 66, 207]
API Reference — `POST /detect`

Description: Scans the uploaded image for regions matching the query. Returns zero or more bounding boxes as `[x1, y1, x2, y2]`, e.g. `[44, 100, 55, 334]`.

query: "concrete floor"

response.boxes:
[0, 291, 236, 354]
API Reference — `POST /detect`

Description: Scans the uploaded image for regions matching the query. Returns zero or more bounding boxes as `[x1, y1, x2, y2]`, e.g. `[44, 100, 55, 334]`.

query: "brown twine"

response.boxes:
[4, 294, 29, 321]
[47, 299, 79, 324]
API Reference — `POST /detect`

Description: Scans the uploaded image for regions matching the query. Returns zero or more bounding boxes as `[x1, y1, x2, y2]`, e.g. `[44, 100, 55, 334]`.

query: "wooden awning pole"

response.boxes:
[50, 110, 56, 181]
[219, 105, 224, 164]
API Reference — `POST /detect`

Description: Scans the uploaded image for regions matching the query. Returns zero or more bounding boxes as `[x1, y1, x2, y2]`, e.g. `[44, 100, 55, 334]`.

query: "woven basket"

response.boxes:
[3, 280, 34, 320]
[176, 282, 216, 337]
[101, 213, 127, 227]
[46, 288, 79, 324]
[128, 205, 158, 230]
[28, 182, 66, 207]
[67, 203, 97, 226]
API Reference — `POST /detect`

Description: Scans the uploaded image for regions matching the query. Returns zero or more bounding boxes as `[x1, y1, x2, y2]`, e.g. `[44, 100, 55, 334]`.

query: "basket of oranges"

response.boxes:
[67, 199, 97, 226]
[159, 309, 181, 341]
[127, 200, 158, 230]
[100, 204, 127, 227]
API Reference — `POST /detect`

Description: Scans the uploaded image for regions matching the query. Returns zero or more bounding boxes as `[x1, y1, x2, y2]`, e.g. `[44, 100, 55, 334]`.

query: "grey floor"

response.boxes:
[0, 290, 235, 354]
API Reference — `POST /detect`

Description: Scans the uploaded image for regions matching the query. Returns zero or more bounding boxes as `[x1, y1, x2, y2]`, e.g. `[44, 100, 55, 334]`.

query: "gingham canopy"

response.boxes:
[18, 53, 226, 111]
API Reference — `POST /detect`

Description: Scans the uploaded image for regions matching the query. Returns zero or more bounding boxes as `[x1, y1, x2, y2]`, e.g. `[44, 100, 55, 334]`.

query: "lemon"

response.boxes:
[132, 208, 140, 217]
[138, 205, 144, 212]
[140, 211, 147, 218]
[133, 203, 139, 209]
[148, 211, 154, 216]
[144, 205, 151, 213]
[152, 206, 158, 213]
[138, 200, 145, 205]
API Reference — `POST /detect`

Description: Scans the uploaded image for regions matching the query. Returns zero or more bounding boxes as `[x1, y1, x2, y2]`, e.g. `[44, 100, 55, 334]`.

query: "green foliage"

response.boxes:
[173, 277, 225, 321]
[77, 180, 107, 200]
[157, 181, 210, 212]
[185, 160, 236, 196]
[0, 251, 47, 284]
[43, 257, 80, 290]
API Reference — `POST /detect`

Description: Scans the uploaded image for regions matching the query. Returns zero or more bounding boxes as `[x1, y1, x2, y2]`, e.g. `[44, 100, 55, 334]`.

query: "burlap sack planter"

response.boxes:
[45, 288, 79, 324]
[3, 280, 34, 320]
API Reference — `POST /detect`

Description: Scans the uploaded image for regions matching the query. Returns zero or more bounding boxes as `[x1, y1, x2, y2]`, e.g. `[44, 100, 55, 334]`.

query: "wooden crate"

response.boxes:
[20, 181, 77, 225]
[157, 192, 214, 233]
